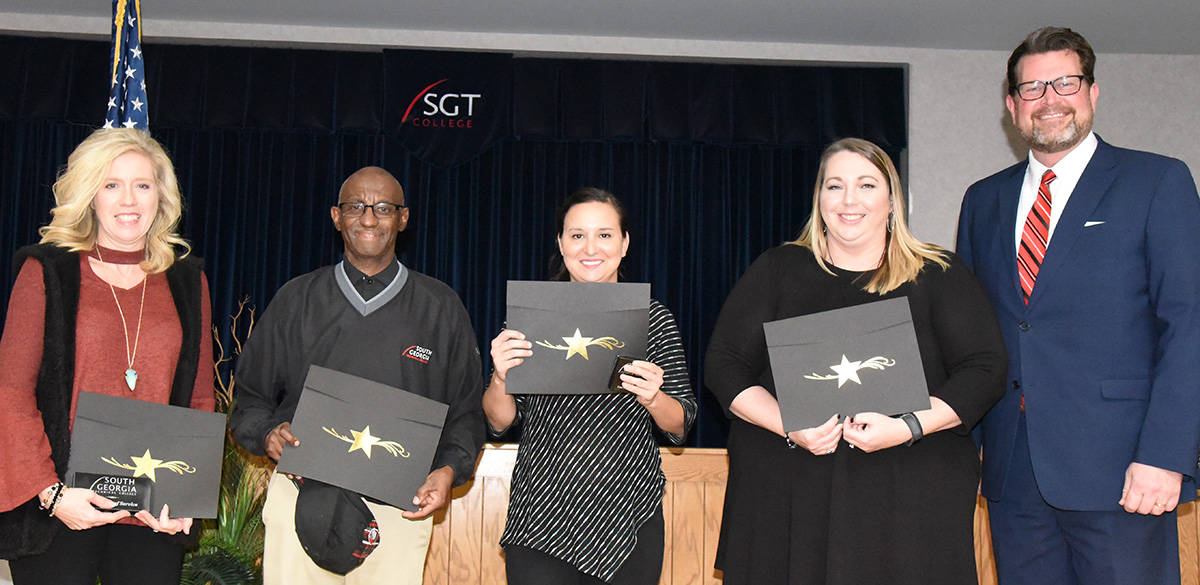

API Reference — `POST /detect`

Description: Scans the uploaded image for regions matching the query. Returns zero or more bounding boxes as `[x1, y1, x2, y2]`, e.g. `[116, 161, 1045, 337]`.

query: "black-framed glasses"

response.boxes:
[1013, 75, 1090, 101]
[336, 201, 407, 218]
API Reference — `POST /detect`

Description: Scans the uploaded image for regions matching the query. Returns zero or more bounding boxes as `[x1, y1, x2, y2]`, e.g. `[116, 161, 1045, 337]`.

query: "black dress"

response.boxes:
[704, 245, 1006, 585]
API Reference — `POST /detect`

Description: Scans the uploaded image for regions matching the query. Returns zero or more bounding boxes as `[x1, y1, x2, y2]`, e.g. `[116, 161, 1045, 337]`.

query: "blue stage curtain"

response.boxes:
[0, 35, 906, 447]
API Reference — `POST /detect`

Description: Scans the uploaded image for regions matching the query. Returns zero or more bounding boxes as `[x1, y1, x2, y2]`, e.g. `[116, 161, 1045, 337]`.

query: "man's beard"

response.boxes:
[1022, 107, 1092, 154]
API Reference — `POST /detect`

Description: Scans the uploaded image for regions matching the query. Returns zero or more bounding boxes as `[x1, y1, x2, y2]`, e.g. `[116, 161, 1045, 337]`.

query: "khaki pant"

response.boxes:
[262, 473, 432, 585]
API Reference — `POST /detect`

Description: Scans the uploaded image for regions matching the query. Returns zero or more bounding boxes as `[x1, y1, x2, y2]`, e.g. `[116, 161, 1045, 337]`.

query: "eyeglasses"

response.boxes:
[336, 201, 407, 218]
[1013, 75, 1090, 101]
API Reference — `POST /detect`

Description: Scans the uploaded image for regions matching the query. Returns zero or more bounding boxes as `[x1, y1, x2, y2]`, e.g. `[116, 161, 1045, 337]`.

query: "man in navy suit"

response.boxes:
[957, 27, 1200, 585]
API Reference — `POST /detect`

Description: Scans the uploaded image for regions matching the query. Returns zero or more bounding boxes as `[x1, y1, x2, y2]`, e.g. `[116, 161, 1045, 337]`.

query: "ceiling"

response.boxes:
[1, 0, 1198, 55]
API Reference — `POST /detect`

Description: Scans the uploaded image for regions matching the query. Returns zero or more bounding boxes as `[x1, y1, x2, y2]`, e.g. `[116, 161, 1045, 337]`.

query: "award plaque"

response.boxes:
[608, 355, 639, 393]
[71, 472, 153, 512]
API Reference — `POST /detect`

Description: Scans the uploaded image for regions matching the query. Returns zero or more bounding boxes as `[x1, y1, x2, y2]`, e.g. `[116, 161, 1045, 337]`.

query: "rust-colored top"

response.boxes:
[0, 249, 213, 515]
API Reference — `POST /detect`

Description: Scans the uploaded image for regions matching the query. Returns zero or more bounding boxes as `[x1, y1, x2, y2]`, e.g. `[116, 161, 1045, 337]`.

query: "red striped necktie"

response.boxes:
[1017, 170, 1055, 304]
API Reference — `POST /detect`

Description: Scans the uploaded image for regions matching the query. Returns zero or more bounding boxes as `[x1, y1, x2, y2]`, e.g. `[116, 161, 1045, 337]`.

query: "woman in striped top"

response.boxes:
[483, 187, 697, 585]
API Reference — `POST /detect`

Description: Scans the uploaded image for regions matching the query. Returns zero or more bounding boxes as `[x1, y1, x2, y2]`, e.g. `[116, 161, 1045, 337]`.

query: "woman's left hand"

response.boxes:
[841, 412, 912, 453]
[620, 360, 666, 408]
[134, 504, 193, 536]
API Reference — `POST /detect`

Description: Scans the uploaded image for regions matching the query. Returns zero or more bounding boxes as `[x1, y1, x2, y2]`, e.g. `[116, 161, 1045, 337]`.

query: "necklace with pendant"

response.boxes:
[94, 247, 147, 392]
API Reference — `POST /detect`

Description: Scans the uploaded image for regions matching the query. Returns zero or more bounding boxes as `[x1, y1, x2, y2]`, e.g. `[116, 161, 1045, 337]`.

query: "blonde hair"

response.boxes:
[792, 138, 948, 294]
[39, 128, 189, 273]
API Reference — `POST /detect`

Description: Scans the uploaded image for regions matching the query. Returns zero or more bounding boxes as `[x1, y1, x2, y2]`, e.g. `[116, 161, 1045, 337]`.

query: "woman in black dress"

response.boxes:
[705, 138, 1006, 585]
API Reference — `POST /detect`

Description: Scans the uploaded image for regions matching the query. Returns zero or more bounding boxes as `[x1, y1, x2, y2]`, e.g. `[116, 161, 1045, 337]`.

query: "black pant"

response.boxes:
[9, 524, 185, 585]
[505, 506, 664, 585]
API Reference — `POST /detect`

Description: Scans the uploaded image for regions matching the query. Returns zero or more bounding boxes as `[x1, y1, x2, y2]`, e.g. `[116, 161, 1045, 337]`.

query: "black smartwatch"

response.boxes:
[898, 412, 923, 446]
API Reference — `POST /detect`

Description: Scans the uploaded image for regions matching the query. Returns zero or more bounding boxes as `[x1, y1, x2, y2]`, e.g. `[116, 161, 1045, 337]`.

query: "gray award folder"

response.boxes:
[505, 281, 649, 394]
[764, 297, 931, 432]
[276, 365, 448, 510]
[67, 392, 226, 518]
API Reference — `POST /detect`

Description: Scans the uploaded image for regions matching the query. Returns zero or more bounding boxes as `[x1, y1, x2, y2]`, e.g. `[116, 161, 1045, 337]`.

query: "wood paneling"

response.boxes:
[704, 479, 726, 585]
[670, 481, 706, 584]
[974, 495, 997, 585]
[480, 476, 510, 585]
[1182, 501, 1198, 585]
[423, 444, 1199, 585]
[423, 504, 450, 585]
[660, 482, 674, 585]
[448, 477, 483, 583]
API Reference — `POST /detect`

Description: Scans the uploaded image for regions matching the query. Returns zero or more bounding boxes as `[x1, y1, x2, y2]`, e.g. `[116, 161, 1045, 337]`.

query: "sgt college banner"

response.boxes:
[384, 50, 512, 168]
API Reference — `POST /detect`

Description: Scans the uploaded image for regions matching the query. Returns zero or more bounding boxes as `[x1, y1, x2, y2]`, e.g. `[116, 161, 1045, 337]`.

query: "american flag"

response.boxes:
[104, 0, 149, 129]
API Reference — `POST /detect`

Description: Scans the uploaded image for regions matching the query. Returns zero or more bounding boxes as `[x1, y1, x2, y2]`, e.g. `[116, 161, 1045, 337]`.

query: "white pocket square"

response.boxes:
[1084, 220, 1106, 227]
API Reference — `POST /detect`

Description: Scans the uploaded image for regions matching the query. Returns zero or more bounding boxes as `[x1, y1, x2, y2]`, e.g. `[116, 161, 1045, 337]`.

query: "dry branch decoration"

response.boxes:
[212, 296, 257, 414]
[183, 295, 270, 585]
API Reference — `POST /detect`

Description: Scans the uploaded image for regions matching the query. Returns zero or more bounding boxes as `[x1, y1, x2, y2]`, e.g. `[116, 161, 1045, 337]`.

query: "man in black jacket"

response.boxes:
[230, 167, 483, 585]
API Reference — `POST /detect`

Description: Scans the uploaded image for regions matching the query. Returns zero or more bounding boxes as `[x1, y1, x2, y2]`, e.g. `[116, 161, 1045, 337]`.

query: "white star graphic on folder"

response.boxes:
[829, 354, 864, 387]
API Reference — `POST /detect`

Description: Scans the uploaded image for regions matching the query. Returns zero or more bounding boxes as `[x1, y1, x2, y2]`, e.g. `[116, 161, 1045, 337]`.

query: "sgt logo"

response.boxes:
[401, 78, 482, 128]
[404, 344, 433, 364]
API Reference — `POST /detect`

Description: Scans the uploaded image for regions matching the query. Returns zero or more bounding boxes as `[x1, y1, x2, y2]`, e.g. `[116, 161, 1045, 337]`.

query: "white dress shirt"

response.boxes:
[1013, 132, 1099, 256]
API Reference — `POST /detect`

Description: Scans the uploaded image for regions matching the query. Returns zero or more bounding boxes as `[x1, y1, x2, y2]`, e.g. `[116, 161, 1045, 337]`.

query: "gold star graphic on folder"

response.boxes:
[130, 449, 163, 481]
[349, 426, 382, 456]
[535, 328, 625, 360]
[101, 449, 196, 483]
[562, 329, 594, 360]
[805, 354, 897, 388]
[324, 426, 410, 459]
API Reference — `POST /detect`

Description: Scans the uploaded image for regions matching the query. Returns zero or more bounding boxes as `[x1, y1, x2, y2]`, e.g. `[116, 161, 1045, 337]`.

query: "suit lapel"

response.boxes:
[1027, 140, 1118, 307]
[991, 165, 1027, 305]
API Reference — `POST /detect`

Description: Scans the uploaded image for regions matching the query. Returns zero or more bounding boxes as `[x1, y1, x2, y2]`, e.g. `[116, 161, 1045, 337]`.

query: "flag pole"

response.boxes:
[105, 0, 149, 130]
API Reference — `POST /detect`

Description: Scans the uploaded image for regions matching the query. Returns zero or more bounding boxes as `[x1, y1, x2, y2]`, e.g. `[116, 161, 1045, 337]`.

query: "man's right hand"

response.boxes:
[264, 422, 300, 461]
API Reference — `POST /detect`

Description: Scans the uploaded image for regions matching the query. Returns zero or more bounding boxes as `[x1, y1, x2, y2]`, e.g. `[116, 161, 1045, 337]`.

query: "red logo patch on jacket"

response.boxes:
[403, 345, 432, 364]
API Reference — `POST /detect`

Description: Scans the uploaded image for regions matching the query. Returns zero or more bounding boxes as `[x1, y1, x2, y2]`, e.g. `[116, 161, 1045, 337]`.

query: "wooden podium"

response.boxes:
[422, 444, 1199, 585]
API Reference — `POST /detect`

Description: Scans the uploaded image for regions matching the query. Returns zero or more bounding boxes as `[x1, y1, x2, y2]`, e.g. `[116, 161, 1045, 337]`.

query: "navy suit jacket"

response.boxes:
[957, 137, 1200, 510]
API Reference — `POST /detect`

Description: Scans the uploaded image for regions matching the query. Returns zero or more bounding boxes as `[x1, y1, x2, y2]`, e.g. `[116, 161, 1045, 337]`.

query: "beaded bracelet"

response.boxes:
[46, 482, 66, 517]
[36, 482, 63, 510]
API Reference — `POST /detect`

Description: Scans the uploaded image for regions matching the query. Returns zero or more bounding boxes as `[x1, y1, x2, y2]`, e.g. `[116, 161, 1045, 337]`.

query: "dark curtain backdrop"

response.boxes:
[0, 35, 907, 447]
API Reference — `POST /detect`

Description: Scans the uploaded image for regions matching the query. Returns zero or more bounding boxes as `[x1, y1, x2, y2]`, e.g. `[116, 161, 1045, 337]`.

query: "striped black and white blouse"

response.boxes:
[498, 299, 697, 582]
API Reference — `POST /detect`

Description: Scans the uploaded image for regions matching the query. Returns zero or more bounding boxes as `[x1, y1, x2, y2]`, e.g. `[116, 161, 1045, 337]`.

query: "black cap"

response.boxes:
[292, 478, 381, 575]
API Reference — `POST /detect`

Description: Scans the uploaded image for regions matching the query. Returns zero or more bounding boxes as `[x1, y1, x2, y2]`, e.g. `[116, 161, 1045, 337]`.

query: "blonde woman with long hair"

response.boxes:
[0, 128, 213, 585]
[705, 138, 1006, 585]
